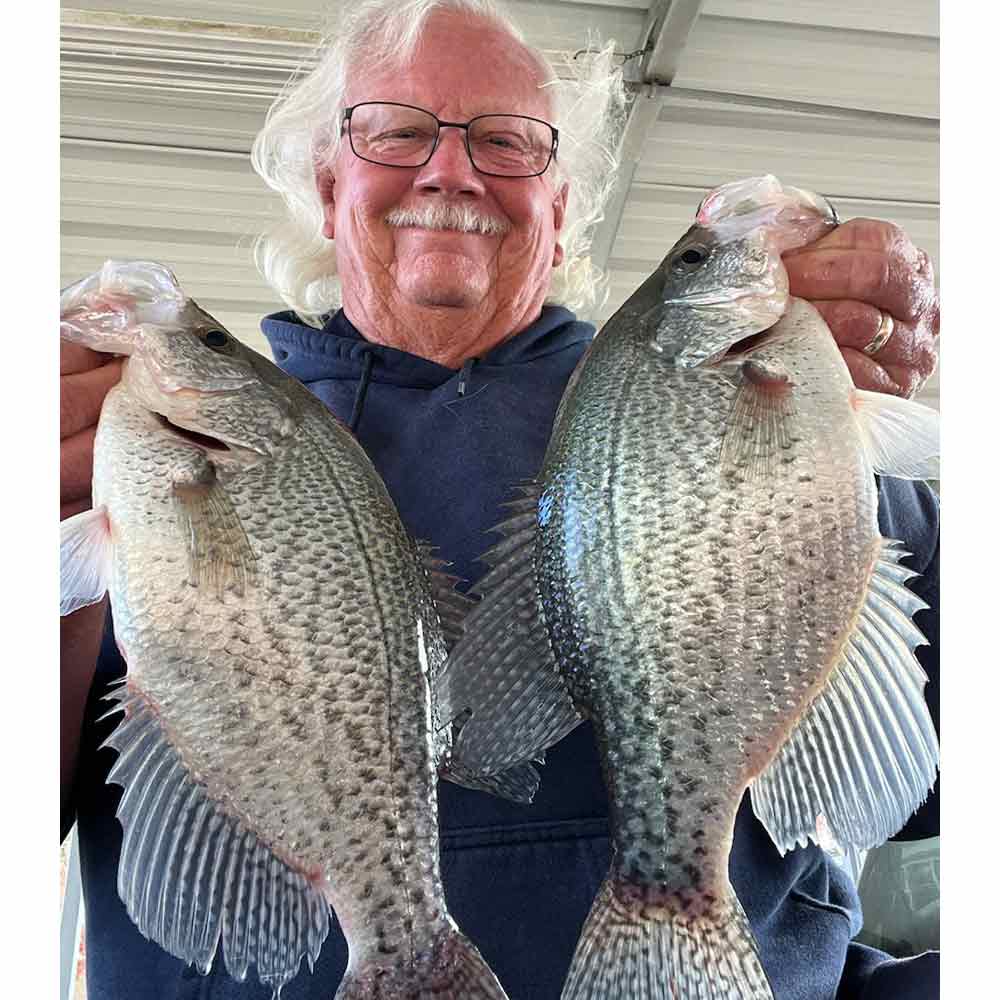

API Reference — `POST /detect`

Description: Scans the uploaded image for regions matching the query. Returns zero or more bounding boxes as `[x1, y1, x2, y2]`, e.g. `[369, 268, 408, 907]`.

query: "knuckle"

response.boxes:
[925, 296, 941, 337]
[918, 341, 940, 375]
[884, 220, 907, 244]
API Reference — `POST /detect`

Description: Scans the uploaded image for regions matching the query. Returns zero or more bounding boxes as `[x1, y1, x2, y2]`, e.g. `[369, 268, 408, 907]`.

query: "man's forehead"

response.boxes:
[344, 16, 554, 120]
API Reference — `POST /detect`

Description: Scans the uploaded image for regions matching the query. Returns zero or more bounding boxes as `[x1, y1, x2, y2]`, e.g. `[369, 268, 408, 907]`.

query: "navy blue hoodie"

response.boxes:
[68, 306, 940, 1000]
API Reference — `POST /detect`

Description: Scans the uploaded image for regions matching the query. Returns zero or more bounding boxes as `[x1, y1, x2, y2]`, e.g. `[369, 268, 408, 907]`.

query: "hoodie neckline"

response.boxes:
[261, 305, 594, 389]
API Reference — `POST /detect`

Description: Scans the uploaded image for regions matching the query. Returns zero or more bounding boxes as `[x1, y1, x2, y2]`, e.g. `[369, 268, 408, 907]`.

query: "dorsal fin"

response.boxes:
[415, 541, 476, 651]
[852, 389, 939, 480]
[433, 482, 583, 779]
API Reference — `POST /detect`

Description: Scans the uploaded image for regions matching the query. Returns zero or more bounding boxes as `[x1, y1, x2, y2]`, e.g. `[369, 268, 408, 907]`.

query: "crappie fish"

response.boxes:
[59, 261, 511, 999]
[435, 177, 940, 999]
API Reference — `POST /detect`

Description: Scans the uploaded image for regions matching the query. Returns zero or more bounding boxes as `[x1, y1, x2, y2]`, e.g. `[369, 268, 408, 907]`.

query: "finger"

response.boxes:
[784, 217, 922, 264]
[61, 426, 98, 506]
[60, 359, 123, 440]
[841, 347, 924, 399]
[61, 339, 112, 377]
[784, 248, 937, 325]
[810, 300, 921, 363]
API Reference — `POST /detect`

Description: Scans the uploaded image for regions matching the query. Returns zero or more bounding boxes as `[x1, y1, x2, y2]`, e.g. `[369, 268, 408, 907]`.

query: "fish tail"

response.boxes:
[334, 926, 509, 999]
[561, 876, 773, 1000]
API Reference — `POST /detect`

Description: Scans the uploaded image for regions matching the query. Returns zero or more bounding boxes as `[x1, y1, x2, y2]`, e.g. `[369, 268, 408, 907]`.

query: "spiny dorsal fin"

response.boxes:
[750, 539, 939, 855]
[433, 482, 583, 779]
[416, 541, 476, 651]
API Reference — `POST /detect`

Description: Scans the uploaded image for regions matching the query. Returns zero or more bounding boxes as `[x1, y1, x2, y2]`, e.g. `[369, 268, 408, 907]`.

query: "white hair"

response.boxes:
[250, 0, 627, 327]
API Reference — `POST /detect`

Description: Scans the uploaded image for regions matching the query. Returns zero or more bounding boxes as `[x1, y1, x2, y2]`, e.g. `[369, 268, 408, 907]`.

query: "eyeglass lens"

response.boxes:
[347, 103, 554, 177]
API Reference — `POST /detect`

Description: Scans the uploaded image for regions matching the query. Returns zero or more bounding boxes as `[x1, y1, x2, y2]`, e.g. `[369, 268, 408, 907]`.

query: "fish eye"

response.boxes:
[203, 328, 230, 350]
[678, 246, 707, 267]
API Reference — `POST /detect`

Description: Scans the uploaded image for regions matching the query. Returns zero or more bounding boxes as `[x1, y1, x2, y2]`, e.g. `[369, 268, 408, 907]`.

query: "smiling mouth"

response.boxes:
[156, 413, 230, 452]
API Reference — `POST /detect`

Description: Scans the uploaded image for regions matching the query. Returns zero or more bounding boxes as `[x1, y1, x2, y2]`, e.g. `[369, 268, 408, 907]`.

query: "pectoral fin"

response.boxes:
[173, 469, 256, 598]
[60, 505, 113, 615]
[720, 358, 797, 482]
[852, 389, 940, 480]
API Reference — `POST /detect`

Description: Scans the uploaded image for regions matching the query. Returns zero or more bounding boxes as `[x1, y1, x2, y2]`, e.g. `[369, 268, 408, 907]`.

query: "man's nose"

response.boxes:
[413, 127, 486, 197]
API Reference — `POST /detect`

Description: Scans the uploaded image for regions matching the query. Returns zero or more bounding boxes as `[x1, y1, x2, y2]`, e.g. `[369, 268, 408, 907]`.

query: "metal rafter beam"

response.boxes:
[589, 1, 704, 283]
[631, 0, 704, 86]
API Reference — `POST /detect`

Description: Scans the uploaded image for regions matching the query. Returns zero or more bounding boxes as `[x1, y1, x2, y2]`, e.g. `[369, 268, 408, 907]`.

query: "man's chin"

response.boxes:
[409, 290, 479, 309]
[398, 272, 488, 310]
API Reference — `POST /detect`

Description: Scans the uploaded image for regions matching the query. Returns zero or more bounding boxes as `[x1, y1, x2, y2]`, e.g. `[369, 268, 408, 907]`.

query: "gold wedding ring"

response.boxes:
[863, 310, 895, 356]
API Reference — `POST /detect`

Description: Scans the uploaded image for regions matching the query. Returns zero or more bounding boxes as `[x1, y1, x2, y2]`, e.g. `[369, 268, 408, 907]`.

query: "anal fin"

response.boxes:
[102, 684, 330, 995]
[750, 539, 940, 855]
[444, 758, 541, 805]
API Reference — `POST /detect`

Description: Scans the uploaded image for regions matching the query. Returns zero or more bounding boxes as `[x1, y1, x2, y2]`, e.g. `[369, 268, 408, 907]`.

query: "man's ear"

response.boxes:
[316, 167, 336, 240]
[552, 181, 568, 267]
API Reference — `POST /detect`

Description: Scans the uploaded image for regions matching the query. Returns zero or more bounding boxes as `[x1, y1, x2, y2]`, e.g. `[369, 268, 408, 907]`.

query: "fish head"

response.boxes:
[611, 176, 839, 369]
[61, 261, 299, 465]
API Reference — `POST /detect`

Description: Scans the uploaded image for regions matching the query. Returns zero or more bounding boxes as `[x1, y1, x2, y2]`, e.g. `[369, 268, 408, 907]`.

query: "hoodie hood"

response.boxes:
[258, 303, 595, 612]
[261, 304, 595, 391]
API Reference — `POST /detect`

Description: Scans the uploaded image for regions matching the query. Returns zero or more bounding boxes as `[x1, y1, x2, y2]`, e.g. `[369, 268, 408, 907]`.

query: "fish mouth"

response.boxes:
[155, 413, 232, 452]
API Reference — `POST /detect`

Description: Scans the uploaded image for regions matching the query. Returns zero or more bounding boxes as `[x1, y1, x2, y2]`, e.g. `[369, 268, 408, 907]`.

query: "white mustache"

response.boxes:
[385, 203, 510, 237]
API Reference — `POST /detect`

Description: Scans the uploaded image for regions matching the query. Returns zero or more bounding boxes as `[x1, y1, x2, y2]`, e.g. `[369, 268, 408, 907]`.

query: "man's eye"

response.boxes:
[482, 133, 525, 151]
[374, 128, 429, 142]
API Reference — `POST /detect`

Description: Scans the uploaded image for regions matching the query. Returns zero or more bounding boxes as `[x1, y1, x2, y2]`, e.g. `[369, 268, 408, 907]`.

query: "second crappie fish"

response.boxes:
[436, 177, 940, 999]
[59, 261, 510, 999]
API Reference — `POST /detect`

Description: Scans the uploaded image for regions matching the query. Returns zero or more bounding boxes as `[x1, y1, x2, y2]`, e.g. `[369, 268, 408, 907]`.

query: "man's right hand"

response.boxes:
[61, 342, 122, 520]
[61, 340, 122, 830]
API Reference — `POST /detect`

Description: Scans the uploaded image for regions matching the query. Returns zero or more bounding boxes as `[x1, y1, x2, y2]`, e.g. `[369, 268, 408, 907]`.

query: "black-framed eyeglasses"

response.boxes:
[341, 102, 559, 179]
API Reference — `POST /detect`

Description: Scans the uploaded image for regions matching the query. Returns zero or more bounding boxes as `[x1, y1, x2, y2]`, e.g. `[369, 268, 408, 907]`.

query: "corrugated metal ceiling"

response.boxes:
[60, 1, 939, 404]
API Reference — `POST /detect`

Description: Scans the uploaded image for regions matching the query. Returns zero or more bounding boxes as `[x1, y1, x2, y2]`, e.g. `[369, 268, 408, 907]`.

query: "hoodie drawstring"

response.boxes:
[457, 356, 478, 397]
[349, 350, 374, 433]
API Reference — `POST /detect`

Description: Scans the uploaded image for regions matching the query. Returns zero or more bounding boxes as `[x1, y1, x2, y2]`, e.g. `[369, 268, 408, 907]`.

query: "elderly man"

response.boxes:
[60, 2, 940, 998]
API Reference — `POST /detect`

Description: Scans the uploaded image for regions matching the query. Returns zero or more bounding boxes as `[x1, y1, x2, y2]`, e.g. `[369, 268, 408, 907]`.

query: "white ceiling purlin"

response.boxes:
[589, 0, 704, 276]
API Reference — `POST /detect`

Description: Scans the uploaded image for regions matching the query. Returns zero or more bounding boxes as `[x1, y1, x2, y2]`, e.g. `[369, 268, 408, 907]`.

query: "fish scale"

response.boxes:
[60, 260, 512, 999]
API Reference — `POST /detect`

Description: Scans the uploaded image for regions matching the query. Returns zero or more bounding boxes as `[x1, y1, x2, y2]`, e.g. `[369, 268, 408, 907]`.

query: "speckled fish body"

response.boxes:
[59, 261, 509, 999]
[436, 177, 939, 999]
[541, 298, 872, 990]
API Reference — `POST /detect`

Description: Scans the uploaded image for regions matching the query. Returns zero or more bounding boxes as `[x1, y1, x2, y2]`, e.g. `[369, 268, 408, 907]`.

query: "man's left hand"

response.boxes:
[783, 218, 940, 398]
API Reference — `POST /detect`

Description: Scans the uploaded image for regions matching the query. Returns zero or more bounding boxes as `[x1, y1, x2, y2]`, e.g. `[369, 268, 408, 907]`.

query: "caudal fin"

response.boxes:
[335, 926, 509, 999]
[562, 877, 773, 1000]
